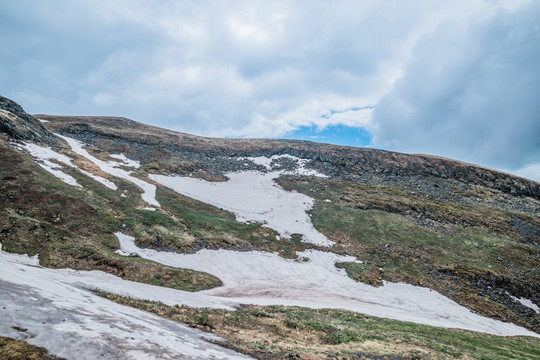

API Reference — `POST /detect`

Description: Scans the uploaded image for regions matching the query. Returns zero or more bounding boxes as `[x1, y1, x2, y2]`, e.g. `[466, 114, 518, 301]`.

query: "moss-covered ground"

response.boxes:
[0, 141, 220, 292]
[97, 292, 540, 360]
[277, 176, 540, 332]
[0, 337, 63, 360]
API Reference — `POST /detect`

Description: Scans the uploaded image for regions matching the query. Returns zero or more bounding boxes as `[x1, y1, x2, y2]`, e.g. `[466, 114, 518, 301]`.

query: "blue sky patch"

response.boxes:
[280, 125, 373, 148]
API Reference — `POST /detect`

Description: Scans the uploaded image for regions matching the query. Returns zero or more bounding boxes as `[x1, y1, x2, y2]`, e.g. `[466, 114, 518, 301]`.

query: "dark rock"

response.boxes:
[510, 214, 540, 245]
[138, 236, 179, 253]
[0, 95, 57, 145]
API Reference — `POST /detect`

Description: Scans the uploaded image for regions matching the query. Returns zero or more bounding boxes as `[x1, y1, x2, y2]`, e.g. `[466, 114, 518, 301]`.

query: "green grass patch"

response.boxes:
[0, 142, 220, 292]
[155, 186, 313, 258]
[277, 176, 540, 331]
[96, 292, 540, 360]
[0, 336, 62, 360]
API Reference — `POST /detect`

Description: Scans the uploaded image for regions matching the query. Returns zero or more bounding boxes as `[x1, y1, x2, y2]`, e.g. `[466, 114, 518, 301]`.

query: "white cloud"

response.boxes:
[512, 163, 540, 183]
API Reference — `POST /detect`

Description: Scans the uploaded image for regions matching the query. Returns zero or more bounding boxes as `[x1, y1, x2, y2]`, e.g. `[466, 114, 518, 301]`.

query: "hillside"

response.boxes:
[1, 95, 539, 359]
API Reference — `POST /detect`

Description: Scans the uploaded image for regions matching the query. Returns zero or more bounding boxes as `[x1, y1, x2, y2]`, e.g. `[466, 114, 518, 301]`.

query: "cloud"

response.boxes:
[513, 163, 540, 182]
[0, 1, 538, 179]
[0, 1, 453, 129]
[371, 1, 540, 172]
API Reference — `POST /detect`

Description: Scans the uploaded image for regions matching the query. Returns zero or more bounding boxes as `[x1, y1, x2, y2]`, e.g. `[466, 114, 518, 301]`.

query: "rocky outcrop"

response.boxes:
[0, 95, 56, 145]
[58, 117, 539, 201]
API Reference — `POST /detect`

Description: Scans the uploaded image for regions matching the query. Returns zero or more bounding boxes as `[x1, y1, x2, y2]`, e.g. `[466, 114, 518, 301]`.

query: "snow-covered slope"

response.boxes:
[9, 133, 540, 339]
[150, 155, 332, 246]
[57, 134, 160, 208]
[114, 233, 539, 338]
[0, 245, 252, 360]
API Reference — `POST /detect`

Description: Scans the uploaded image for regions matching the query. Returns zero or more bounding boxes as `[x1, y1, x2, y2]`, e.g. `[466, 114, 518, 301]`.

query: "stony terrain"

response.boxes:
[1, 94, 539, 359]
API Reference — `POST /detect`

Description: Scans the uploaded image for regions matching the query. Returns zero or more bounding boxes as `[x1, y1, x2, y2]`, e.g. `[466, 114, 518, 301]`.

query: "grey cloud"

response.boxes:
[1, 1, 445, 129]
[0, 1, 161, 113]
[371, 2, 540, 172]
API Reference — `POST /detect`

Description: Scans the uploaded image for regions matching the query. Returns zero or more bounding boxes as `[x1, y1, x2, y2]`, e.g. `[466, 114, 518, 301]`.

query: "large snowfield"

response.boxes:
[4, 138, 539, 359]
[113, 233, 539, 338]
[0, 245, 252, 360]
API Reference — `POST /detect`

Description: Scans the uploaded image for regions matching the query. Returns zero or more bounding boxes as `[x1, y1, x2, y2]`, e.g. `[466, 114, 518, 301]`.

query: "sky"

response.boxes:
[1, 0, 539, 181]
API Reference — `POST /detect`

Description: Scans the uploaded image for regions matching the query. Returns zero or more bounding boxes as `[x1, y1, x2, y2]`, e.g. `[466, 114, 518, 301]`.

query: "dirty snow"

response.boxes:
[112, 232, 538, 338]
[0, 244, 252, 360]
[17, 142, 81, 187]
[109, 153, 141, 168]
[57, 134, 159, 208]
[16, 142, 117, 190]
[150, 155, 331, 246]
[508, 292, 540, 313]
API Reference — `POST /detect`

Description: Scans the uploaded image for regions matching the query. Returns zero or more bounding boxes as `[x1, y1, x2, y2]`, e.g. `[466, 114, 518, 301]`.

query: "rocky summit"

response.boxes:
[1, 95, 539, 360]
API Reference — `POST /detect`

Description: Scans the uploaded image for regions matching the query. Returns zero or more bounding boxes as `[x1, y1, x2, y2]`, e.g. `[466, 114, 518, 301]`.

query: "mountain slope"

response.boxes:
[1, 96, 539, 359]
[33, 112, 540, 331]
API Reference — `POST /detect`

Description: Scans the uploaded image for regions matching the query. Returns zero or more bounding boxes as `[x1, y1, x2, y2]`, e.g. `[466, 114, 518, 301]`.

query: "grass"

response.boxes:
[0, 337, 62, 360]
[96, 292, 540, 360]
[3, 133, 538, 334]
[154, 186, 314, 258]
[276, 176, 540, 331]
[0, 141, 220, 292]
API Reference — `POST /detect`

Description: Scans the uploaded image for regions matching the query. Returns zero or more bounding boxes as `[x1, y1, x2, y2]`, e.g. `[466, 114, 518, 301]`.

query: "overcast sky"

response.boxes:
[1, 0, 539, 181]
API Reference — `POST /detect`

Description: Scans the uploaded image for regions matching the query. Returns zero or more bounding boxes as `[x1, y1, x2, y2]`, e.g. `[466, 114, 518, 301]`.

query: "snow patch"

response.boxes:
[508, 292, 540, 313]
[78, 169, 118, 190]
[112, 233, 539, 338]
[57, 134, 159, 207]
[0, 244, 252, 359]
[240, 154, 328, 178]
[150, 170, 331, 246]
[0, 243, 40, 266]
[109, 153, 140, 168]
[16, 142, 117, 190]
[16, 142, 81, 187]
[151, 155, 330, 246]
[244, 155, 274, 169]
[37, 119, 50, 123]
